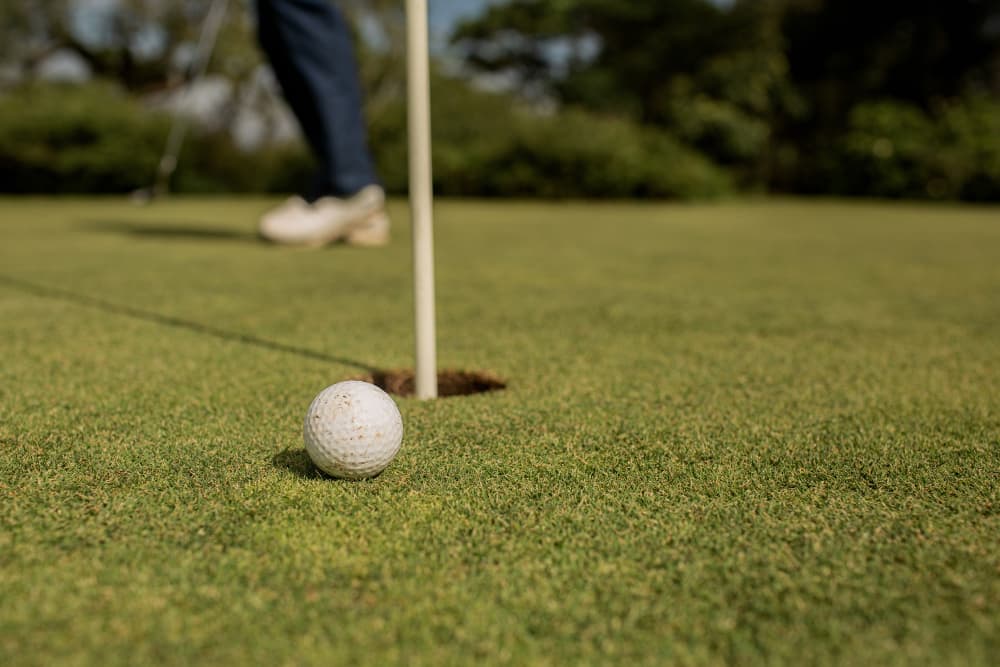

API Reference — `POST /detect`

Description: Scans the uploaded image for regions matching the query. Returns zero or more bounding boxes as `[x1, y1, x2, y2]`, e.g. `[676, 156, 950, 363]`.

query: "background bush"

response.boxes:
[371, 77, 731, 199]
[1, 79, 997, 201]
[0, 82, 320, 196]
[938, 96, 1000, 202]
[835, 97, 1000, 200]
[0, 83, 166, 194]
[0, 79, 731, 199]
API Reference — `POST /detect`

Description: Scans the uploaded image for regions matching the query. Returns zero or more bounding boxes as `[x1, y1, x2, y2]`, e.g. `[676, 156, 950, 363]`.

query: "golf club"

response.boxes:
[132, 0, 229, 205]
[406, 0, 438, 400]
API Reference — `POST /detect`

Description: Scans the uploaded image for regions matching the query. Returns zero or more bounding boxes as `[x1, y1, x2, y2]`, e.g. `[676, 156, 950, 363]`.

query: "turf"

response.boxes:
[1, 197, 998, 665]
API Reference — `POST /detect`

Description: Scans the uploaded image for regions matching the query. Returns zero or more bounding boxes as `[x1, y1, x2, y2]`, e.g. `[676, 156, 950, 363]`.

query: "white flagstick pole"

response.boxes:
[407, 0, 438, 399]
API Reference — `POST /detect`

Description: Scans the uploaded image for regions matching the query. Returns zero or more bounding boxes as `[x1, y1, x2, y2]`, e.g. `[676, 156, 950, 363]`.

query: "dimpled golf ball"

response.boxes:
[303, 381, 403, 479]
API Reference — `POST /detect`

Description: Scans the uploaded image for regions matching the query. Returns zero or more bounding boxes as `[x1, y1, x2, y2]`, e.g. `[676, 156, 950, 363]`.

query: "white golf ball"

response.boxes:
[303, 381, 403, 479]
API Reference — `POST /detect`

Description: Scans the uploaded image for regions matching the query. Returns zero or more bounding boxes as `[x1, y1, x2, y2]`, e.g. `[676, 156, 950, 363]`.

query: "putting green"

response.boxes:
[1, 197, 998, 665]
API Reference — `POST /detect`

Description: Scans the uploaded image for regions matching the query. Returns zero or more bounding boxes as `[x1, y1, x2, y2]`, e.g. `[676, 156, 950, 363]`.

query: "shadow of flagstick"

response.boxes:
[0, 274, 380, 373]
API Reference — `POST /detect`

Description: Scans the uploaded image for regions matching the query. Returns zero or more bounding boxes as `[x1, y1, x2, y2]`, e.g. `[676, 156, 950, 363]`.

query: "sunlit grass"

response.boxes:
[1, 197, 998, 665]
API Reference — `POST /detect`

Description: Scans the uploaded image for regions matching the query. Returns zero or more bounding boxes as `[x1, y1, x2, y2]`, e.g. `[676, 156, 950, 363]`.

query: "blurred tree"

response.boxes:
[778, 0, 1000, 190]
[0, 1, 407, 108]
[0, 0, 228, 91]
[774, 0, 1000, 194]
[456, 0, 740, 120]
[782, 0, 1000, 122]
[454, 0, 1000, 188]
[455, 0, 1000, 118]
[0, 0, 410, 150]
[453, 0, 800, 183]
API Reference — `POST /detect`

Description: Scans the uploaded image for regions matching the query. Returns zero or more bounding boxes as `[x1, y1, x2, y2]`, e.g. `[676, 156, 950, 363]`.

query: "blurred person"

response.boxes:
[255, 0, 389, 247]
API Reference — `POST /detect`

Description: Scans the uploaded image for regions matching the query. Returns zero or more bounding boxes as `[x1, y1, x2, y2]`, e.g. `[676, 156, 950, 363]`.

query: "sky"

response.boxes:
[430, 0, 501, 32]
[428, 0, 506, 51]
[68, 0, 504, 55]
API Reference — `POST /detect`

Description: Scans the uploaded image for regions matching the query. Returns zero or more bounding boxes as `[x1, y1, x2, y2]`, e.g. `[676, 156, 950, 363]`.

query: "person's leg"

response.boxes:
[256, 0, 379, 199]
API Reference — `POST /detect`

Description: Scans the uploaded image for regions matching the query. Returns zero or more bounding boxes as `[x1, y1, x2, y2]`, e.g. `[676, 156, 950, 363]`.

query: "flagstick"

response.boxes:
[406, 0, 438, 400]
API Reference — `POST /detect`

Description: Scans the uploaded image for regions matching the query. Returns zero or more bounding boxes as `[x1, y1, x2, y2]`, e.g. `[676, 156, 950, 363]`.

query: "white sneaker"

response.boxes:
[258, 185, 390, 247]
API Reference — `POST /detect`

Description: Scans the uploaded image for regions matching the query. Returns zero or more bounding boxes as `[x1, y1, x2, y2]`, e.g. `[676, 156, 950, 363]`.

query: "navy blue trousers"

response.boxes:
[256, 0, 379, 199]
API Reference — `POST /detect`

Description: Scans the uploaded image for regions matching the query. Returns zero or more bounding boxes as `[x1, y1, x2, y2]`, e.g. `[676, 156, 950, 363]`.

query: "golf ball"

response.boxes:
[303, 381, 403, 479]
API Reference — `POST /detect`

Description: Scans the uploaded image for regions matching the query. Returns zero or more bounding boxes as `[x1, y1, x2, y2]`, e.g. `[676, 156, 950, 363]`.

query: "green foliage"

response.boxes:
[3, 74, 996, 201]
[782, 0, 1000, 126]
[837, 97, 1000, 200]
[3, 0, 999, 201]
[455, 1, 802, 186]
[370, 74, 732, 199]
[663, 48, 804, 176]
[0, 0, 259, 93]
[838, 101, 941, 199]
[938, 96, 1000, 201]
[455, 0, 1000, 199]
[0, 82, 165, 193]
[0, 77, 732, 199]
[478, 109, 732, 198]
[455, 0, 747, 113]
[172, 134, 312, 196]
[664, 87, 771, 164]
[0, 82, 315, 196]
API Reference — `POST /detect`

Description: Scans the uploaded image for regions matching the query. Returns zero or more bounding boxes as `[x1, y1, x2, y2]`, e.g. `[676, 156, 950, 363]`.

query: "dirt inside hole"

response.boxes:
[355, 369, 507, 398]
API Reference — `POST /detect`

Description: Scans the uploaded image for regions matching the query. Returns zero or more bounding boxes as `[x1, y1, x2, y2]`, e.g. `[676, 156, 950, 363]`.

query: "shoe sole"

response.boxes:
[259, 203, 390, 248]
[343, 211, 391, 247]
[283, 210, 389, 249]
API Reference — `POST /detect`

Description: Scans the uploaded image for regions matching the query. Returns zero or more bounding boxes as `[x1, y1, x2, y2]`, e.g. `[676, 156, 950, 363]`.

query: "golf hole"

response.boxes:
[356, 369, 507, 398]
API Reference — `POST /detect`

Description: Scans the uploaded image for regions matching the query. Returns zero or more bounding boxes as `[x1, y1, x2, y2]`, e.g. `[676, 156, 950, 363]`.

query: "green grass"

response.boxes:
[1, 197, 998, 665]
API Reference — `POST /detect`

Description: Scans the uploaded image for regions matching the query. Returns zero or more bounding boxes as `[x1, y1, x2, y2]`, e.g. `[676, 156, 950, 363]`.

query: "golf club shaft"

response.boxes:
[153, 0, 229, 197]
[407, 0, 438, 400]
